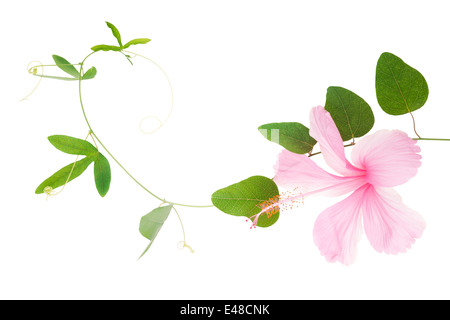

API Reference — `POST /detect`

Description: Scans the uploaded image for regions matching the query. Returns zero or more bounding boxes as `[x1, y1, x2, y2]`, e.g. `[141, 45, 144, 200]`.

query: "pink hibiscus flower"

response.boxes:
[272, 106, 426, 265]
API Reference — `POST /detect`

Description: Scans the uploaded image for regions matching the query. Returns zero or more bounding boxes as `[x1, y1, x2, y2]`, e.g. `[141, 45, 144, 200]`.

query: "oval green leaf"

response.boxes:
[94, 153, 111, 197]
[82, 67, 97, 80]
[52, 55, 80, 79]
[35, 156, 94, 194]
[138, 205, 173, 259]
[122, 38, 151, 49]
[258, 122, 316, 154]
[91, 44, 122, 52]
[375, 52, 429, 115]
[211, 176, 280, 228]
[106, 21, 122, 47]
[325, 86, 375, 142]
[48, 135, 98, 156]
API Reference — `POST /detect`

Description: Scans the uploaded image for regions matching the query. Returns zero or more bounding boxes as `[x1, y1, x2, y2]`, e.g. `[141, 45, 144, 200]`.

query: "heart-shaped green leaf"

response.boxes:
[106, 21, 123, 47]
[122, 38, 151, 49]
[258, 122, 316, 154]
[211, 176, 280, 228]
[82, 67, 97, 80]
[94, 153, 111, 197]
[325, 86, 375, 141]
[35, 156, 95, 194]
[48, 135, 98, 156]
[52, 55, 80, 79]
[139, 205, 173, 258]
[375, 52, 429, 115]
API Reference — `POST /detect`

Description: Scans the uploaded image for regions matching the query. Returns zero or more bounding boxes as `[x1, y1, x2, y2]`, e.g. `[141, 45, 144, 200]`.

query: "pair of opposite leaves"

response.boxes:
[212, 52, 429, 228]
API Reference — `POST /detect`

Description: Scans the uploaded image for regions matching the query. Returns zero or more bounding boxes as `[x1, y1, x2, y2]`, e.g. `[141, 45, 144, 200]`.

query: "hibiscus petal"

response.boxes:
[313, 185, 368, 265]
[362, 186, 426, 255]
[274, 149, 366, 197]
[351, 130, 421, 187]
[309, 106, 363, 176]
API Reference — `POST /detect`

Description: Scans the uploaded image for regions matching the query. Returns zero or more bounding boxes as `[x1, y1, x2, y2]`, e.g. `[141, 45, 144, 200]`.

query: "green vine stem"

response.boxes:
[307, 137, 450, 159]
[122, 50, 174, 134]
[413, 138, 450, 141]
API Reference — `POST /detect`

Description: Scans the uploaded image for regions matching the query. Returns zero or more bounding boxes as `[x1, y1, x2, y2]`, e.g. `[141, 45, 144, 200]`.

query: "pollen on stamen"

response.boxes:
[259, 194, 281, 219]
[246, 187, 304, 229]
[280, 187, 305, 210]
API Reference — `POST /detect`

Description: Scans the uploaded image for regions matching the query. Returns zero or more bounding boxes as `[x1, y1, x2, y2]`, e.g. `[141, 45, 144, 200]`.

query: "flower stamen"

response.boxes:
[246, 187, 305, 229]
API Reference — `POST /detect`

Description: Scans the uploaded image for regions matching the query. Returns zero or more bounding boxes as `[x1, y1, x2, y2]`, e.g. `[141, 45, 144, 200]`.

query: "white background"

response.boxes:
[1, 0, 450, 300]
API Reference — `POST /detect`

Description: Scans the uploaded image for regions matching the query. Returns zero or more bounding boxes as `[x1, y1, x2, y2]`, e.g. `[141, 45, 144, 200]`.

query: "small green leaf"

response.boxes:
[258, 122, 316, 154]
[94, 153, 111, 197]
[48, 135, 98, 156]
[52, 55, 80, 79]
[138, 205, 173, 258]
[211, 176, 280, 228]
[91, 44, 123, 52]
[82, 67, 97, 80]
[325, 86, 375, 142]
[35, 156, 94, 194]
[122, 38, 151, 49]
[106, 21, 123, 47]
[375, 52, 429, 115]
